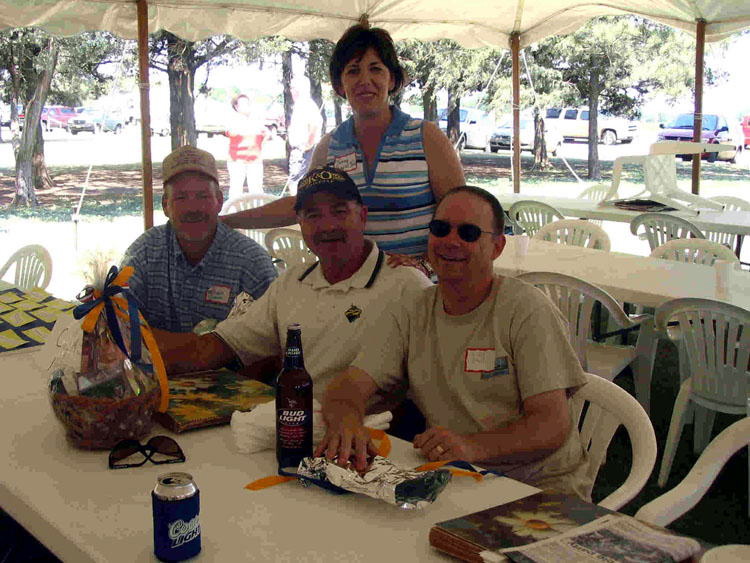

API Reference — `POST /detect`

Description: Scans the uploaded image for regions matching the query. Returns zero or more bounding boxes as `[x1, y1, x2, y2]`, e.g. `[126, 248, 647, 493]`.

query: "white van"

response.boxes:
[438, 107, 494, 150]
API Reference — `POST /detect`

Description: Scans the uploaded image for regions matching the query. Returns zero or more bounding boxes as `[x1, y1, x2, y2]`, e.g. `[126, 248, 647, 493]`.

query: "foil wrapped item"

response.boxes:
[297, 456, 452, 509]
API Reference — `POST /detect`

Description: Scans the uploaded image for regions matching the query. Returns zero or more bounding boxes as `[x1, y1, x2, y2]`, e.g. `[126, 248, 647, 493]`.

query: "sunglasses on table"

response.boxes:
[428, 219, 497, 243]
[108, 436, 186, 469]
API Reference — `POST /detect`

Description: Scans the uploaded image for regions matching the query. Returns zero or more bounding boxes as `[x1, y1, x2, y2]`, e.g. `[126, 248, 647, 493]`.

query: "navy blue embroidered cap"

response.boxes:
[294, 166, 362, 212]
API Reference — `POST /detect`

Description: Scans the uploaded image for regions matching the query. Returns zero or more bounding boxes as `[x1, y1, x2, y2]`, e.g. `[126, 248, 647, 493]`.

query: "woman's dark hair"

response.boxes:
[437, 186, 506, 234]
[329, 24, 406, 98]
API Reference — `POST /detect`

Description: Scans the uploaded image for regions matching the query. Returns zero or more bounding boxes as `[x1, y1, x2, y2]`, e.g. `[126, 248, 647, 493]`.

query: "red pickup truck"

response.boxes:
[742, 115, 750, 148]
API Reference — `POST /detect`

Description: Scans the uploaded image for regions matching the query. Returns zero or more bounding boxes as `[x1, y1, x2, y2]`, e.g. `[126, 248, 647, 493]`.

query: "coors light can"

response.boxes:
[152, 472, 201, 561]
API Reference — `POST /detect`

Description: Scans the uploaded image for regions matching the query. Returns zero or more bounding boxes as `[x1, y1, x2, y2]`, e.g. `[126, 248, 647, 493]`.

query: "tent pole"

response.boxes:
[511, 32, 521, 194]
[691, 19, 706, 196]
[137, 0, 154, 229]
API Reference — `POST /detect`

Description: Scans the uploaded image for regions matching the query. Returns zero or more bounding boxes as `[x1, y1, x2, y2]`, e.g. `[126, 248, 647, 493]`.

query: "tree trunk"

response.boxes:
[422, 85, 437, 122]
[282, 48, 293, 162]
[333, 97, 343, 127]
[306, 55, 325, 134]
[447, 90, 461, 148]
[33, 124, 53, 190]
[166, 32, 197, 149]
[533, 107, 549, 169]
[587, 72, 602, 180]
[12, 38, 58, 207]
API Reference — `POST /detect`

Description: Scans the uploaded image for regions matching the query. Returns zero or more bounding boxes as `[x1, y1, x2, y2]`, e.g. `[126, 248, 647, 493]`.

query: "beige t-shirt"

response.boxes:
[214, 242, 432, 402]
[353, 276, 592, 499]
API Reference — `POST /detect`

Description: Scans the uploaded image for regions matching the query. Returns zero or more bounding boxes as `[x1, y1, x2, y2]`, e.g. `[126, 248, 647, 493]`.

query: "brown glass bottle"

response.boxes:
[276, 323, 313, 470]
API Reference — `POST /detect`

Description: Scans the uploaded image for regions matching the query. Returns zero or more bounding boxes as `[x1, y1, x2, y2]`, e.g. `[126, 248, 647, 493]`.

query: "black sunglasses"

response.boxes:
[428, 219, 496, 243]
[108, 436, 186, 469]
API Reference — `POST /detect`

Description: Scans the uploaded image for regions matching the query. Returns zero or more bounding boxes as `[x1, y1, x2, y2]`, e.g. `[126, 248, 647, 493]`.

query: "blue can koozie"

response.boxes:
[152, 472, 201, 561]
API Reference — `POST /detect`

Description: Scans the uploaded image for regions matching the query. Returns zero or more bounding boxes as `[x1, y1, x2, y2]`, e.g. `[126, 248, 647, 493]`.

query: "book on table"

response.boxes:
[429, 490, 702, 563]
[153, 369, 274, 433]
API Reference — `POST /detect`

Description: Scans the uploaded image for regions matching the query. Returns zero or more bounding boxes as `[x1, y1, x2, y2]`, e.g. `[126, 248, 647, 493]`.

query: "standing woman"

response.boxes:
[222, 23, 464, 263]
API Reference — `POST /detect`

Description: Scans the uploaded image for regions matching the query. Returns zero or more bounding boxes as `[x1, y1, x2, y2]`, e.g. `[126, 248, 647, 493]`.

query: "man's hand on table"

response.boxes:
[413, 426, 486, 462]
[314, 406, 378, 473]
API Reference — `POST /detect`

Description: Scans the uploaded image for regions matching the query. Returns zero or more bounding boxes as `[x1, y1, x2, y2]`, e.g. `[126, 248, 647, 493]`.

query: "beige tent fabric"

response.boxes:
[1, 0, 749, 47]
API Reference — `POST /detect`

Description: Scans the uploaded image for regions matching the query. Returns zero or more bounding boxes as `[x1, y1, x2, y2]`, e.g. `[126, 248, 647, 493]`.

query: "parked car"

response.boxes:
[41, 105, 77, 131]
[68, 108, 125, 134]
[656, 112, 744, 163]
[438, 107, 495, 150]
[489, 115, 563, 155]
[545, 107, 638, 145]
[741, 115, 750, 149]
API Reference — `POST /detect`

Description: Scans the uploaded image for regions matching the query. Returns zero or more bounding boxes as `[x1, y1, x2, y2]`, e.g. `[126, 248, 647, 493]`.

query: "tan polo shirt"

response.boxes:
[353, 276, 592, 499]
[214, 242, 432, 400]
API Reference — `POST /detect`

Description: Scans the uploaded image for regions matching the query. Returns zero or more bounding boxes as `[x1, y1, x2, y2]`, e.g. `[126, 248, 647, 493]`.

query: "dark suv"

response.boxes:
[657, 112, 744, 163]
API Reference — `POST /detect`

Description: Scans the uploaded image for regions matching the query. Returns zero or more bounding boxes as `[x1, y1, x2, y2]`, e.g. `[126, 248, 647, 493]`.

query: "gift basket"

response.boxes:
[48, 264, 169, 449]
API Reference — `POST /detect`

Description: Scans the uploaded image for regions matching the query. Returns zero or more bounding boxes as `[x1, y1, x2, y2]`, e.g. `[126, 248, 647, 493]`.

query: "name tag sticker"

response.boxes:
[205, 285, 231, 305]
[465, 348, 495, 373]
[334, 151, 357, 172]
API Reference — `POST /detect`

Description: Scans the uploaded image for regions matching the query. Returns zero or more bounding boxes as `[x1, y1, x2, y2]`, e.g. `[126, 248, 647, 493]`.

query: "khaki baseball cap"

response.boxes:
[162, 145, 219, 185]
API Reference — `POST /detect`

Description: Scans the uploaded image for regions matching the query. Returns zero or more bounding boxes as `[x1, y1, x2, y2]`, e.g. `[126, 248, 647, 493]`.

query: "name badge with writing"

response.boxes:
[205, 284, 231, 305]
[334, 151, 357, 172]
[464, 348, 495, 373]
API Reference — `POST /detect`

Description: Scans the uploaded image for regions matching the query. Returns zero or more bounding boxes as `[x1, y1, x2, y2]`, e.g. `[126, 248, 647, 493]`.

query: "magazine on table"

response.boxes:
[429, 490, 701, 563]
[484, 513, 701, 563]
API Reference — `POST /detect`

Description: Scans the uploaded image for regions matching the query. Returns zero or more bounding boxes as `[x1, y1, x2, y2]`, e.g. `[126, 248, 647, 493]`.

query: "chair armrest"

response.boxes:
[635, 418, 750, 526]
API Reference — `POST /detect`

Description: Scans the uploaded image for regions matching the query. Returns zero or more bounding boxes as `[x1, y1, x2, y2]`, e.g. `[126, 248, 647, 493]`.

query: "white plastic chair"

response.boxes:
[629, 212, 705, 252]
[600, 142, 733, 213]
[578, 184, 611, 202]
[264, 228, 315, 272]
[654, 298, 750, 488]
[710, 195, 749, 258]
[507, 200, 564, 237]
[517, 271, 658, 414]
[710, 195, 750, 212]
[636, 417, 750, 524]
[650, 238, 739, 266]
[533, 219, 611, 251]
[221, 193, 278, 248]
[0, 244, 53, 290]
[572, 373, 657, 510]
[577, 185, 608, 226]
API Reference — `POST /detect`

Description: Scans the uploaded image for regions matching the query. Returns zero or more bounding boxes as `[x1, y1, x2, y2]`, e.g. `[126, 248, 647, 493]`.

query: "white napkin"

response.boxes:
[230, 399, 392, 454]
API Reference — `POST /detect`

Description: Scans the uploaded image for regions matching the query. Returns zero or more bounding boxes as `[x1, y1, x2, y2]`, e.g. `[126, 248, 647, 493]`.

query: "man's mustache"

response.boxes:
[180, 212, 210, 223]
[314, 230, 346, 243]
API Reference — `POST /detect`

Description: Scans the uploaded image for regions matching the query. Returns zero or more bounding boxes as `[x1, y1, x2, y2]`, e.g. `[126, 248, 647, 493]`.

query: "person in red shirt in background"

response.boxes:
[226, 94, 269, 199]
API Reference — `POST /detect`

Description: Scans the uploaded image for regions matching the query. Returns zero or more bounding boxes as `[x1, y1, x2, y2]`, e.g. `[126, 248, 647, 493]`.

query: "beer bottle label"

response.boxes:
[277, 408, 311, 448]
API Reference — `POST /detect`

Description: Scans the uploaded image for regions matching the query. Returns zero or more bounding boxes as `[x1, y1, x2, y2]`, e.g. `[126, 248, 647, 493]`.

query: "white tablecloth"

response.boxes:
[495, 237, 750, 310]
[0, 350, 538, 562]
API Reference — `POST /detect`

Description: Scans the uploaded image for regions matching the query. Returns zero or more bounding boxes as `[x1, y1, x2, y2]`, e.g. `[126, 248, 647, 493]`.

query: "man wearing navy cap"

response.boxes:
[155, 166, 431, 416]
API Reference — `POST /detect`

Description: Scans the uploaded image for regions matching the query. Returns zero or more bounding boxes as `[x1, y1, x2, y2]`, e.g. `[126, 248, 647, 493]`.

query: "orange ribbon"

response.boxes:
[77, 266, 169, 412]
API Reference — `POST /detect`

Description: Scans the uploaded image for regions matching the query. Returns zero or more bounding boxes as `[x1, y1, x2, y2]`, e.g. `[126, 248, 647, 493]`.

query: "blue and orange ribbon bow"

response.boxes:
[73, 265, 169, 412]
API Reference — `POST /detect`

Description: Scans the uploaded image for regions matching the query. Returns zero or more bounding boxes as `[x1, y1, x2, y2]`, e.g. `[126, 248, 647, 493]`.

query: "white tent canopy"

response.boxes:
[1, 0, 749, 48]
[2, 0, 749, 224]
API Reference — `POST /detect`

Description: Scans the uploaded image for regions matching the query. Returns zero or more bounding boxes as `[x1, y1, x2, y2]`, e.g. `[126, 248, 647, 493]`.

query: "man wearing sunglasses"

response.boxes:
[153, 166, 431, 417]
[317, 186, 591, 500]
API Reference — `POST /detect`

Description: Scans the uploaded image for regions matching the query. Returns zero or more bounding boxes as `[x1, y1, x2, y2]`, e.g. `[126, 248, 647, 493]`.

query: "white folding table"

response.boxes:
[0, 349, 539, 562]
[495, 237, 750, 310]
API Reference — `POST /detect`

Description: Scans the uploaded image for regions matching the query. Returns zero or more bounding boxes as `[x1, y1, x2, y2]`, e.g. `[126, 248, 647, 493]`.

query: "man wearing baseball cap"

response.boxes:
[122, 145, 277, 333]
[154, 165, 432, 428]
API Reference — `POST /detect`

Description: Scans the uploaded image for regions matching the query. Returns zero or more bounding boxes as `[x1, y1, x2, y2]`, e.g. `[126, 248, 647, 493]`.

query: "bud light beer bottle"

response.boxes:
[276, 323, 313, 470]
[152, 472, 201, 561]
